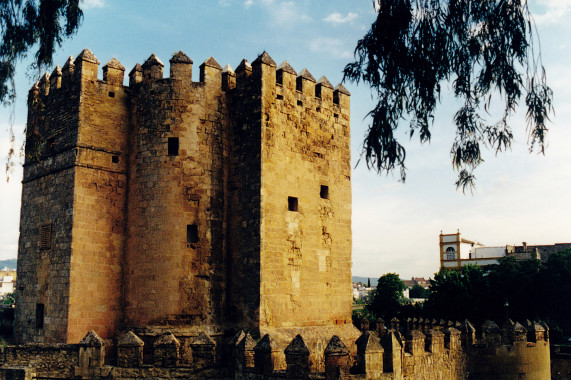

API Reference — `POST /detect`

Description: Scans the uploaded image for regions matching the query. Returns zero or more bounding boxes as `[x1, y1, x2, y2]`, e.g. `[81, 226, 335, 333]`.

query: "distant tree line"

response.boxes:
[356, 249, 571, 343]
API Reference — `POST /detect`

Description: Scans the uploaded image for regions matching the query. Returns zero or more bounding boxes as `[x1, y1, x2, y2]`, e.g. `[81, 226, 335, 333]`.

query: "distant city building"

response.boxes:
[0, 268, 16, 297]
[440, 230, 571, 269]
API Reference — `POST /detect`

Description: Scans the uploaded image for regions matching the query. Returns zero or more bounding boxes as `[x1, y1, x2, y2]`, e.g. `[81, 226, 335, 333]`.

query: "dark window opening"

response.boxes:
[288, 197, 298, 212]
[276, 94, 283, 100]
[36, 304, 44, 329]
[297, 100, 303, 107]
[333, 92, 340, 105]
[316, 107, 321, 112]
[315, 86, 322, 98]
[108, 91, 115, 98]
[168, 137, 179, 156]
[320, 185, 329, 199]
[296, 79, 302, 92]
[40, 224, 52, 250]
[187, 224, 199, 244]
[334, 113, 339, 119]
[111, 155, 119, 163]
[276, 71, 283, 85]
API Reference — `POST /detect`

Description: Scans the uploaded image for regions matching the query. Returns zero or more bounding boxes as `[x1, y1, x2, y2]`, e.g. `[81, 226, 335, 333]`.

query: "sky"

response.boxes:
[0, 0, 570, 280]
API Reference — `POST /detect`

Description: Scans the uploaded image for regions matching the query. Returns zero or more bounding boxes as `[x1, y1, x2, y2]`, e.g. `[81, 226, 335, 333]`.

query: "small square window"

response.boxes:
[288, 197, 298, 212]
[168, 137, 179, 156]
[36, 303, 44, 329]
[320, 185, 329, 199]
[111, 155, 119, 163]
[187, 224, 199, 244]
[276, 94, 283, 100]
[297, 100, 303, 107]
[108, 91, 115, 98]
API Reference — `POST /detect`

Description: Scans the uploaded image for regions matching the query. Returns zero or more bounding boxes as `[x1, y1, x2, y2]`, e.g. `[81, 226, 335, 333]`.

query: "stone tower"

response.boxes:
[15, 49, 357, 351]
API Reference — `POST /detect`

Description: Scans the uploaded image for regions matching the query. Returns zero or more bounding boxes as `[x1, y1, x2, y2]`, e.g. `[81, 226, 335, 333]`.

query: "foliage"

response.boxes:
[409, 283, 428, 298]
[2, 292, 14, 305]
[344, 0, 553, 190]
[2, 0, 82, 178]
[367, 273, 406, 321]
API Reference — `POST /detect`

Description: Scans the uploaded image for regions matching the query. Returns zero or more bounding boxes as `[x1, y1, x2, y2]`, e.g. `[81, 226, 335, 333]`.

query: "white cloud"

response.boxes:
[255, 0, 310, 26]
[81, 0, 105, 10]
[323, 12, 358, 24]
[309, 37, 352, 59]
[532, 0, 571, 24]
[244, 0, 254, 7]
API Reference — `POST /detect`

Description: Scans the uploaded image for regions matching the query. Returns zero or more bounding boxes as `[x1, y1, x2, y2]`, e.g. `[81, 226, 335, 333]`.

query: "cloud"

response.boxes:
[81, 0, 105, 10]
[252, 0, 310, 26]
[244, 0, 254, 7]
[323, 12, 358, 24]
[532, 0, 571, 24]
[309, 37, 352, 59]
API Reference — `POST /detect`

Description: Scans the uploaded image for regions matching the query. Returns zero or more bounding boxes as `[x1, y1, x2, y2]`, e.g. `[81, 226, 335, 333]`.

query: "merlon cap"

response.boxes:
[335, 83, 351, 96]
[277, 61, 296, 75]
[142, 54, 164, 68]
[201, 56, 222, 70]
[129, 63, 143, 76]
[103, 58, 125, 71]
[317, 76, 334, 89]
[252, 51, 276, 67]
[170, 51, 193, 64]
[222, 64, 235, 74]
[298, 68, 316, 83]
[75, 49, 99, 64]
[236, 59, 252, 73]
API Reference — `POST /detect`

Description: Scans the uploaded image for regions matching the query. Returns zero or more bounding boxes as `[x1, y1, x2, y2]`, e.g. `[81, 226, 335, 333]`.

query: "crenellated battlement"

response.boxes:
[0, 318, 551, 379]
[29, 49, 350, 117]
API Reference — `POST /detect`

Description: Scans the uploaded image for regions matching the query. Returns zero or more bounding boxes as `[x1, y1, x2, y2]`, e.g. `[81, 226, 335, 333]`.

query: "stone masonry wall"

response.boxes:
[123, 53, 229, 331]
[15, 56, 82, 343]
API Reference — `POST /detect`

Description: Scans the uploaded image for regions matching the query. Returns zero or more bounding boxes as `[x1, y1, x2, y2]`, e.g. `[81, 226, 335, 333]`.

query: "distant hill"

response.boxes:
[0, 259, 17, 270]
[352, 276, 378, 286]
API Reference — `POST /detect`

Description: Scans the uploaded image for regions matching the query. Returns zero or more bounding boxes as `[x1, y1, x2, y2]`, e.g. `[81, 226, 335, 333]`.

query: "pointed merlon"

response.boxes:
[118, 331, 144, 347]
[298, 68, 316, 83]
[222, 64, 235, 75]
[129, 63, 143, 76]
[170, 51, 193, 64]
[511, 322, 527, 334]
[51, 65, 62, 77]
[191, 331, 216, 346]
[142, 54, 164, 68]
[482, 320, 501, 334]
[103, 58, 125, 72]
[284, 334, 310, 355]
[154, 331, 180, 347]
[63, 56, 75, 70]
[317, 76, 334, 89]
[202, 56, 222, 70]
[277, 61, 297, 76]
[253, 334, 272, 352]
[252, 51, 276, 67]
[236, 59, 252, 73]
[39, 72, 50, 84]
[335, 83, 351, 96]
[79, 330, 105, 346]
[75, 49, 99, 64]
[324, 335, 349, 355]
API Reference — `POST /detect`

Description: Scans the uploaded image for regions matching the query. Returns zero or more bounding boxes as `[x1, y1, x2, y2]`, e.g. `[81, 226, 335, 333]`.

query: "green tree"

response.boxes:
[2, 0, 83, 177]
[367, 273, 406, 320]
[344, 0, 552, 190]
[409, 284, 428, 299]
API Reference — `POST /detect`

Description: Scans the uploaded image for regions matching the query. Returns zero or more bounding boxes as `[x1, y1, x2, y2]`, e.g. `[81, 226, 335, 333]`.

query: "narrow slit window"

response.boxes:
[36, 303, 44, 329]
[288, 196, 298, 212]
[320, 185, 329, 199]
[40, 224, 52, 250]
[168, 137, 179, 156]
[187, 224, 199, 244]
[333, 92, 340, 105]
